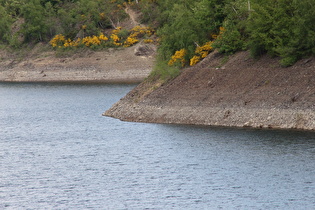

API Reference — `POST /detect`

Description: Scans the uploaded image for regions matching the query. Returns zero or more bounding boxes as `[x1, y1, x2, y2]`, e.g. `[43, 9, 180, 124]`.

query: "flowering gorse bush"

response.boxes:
[190, 41, 213, 66]
[49, 26, 155, 49]
[50, 33, 109, 49]
[110, 34, 122, 46]
[168, 41, 214, 67]
[124, 36, 138, 47]
[168, 49, 187, 67]
[168, 28, 219, 67]
[49, 34, 66, 48]
[83, 35, 101, 46]
[124, 26, 155, 47]
[63, 38, 81, 47]
[144, 39, 154, 43]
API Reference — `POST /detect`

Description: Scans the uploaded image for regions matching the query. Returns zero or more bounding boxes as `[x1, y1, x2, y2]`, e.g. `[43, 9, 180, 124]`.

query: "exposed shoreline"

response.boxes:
[105, 101, 315, 131]
[0, 44, 155, 84]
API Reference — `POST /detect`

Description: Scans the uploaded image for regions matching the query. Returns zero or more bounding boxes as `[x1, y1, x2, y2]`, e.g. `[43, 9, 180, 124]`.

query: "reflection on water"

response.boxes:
[0, 83, 314, 209]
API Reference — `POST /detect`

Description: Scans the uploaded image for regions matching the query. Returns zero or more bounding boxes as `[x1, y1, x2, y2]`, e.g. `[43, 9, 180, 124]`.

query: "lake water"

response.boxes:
[0, 83, 314, 209]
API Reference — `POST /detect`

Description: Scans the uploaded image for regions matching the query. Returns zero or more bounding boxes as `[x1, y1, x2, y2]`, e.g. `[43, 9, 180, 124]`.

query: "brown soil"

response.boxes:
[105, 50, 315, 131]
[145, 51, 315, 110]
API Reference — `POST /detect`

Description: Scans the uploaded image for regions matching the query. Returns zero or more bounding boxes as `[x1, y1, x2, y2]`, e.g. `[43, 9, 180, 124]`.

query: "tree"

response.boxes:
[157, 0, 227, 60]
[247, 0, 315, 65]
[21, 0, 48, 42]
[0, 5, 12, 43]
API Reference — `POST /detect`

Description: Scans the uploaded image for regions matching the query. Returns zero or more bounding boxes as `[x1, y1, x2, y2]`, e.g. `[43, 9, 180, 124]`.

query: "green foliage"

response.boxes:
[286, 0, 315, 64]
[0, 0, 24, 17]
[0, 0, 128, 44]
[213, 0, 248, 53]
[247, 0, 290, 57]
[193, 0, 227, 34]
[137, 0, 159, 24]
[0, 5, 12, 43]
[157, 0, 227, 61]
[57, 0, 110, 38]
[212, 21, 245, 54]
[247, 0, 315, 66]
[117, 28, 129, 40]
[158, 3, 199, 59]
[150, 56, 181, 81]
[21, 0, 49, 42]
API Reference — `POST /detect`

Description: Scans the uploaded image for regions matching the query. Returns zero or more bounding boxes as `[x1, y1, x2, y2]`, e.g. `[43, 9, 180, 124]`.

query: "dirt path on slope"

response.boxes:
[124, 6, 143, 28]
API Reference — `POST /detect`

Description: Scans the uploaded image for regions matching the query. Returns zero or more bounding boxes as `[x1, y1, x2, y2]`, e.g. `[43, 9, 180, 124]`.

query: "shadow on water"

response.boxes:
[156, 124, 315, 153]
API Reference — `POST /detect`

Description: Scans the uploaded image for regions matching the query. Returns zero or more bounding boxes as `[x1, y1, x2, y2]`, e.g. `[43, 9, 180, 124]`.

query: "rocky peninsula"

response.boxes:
[105, 51, 315, 131]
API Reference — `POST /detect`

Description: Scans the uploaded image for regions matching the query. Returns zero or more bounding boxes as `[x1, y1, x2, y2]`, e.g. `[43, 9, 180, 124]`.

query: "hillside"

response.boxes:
[105, 50, 315, 131]
[0, 4, 156, 83]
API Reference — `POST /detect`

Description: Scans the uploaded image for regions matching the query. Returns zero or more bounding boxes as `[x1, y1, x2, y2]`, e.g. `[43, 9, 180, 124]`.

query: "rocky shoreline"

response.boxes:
[105, 51, 315, 131]
[105, 101, 315, 130]
[0, 44, 155, 83]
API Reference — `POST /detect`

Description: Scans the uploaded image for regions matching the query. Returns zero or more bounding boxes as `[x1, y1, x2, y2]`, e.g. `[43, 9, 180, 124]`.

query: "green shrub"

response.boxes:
[212, 21, 245, 54]
[247, 0, 315, 65]
[150, 56, 181, 81]
[20, 0, 48, 42]
[0, 5, 12, 43]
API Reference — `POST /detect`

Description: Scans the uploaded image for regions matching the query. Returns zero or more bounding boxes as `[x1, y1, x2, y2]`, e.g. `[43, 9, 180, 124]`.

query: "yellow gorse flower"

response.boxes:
[99, 33, 109, 41]
[130, 26, 154, 37]
[190, 41, 214, 66]
[49, 26, 155, 49]
[122, 26, 155, 47]
[215, 27, 225, 40]
[112, 27, 122, 35]
[124, 37, 138, 47]
[99, 12, 105, 20]
[168, 49, 187, 67]
[110, 34, 122, 46]
[190, 55, 201, 66]
[195, 41, 213, 58]
[82, 35, 102, 47]
[144, 39, 153, 43]
[49, 34, 66, 48]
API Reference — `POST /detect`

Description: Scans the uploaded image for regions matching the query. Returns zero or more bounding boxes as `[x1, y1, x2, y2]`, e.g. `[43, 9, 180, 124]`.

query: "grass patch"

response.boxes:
[220, 55, 229, 66]
[54, 47, 85, 58]
[148, 57, 181, 82]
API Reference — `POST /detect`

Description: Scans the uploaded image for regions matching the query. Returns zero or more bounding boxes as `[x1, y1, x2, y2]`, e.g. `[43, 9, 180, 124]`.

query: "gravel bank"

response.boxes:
[105, 101, 315, 130]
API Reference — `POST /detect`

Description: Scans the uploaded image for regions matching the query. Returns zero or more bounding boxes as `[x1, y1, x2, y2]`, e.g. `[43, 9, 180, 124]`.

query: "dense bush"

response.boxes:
[0, 0, 129, 46]
[157, 0, 315, 68]
[49, 25, 154, 49]
[157, 0, 226, 60]
[0, 5, 12, 43]
[248, 0, 315, 66]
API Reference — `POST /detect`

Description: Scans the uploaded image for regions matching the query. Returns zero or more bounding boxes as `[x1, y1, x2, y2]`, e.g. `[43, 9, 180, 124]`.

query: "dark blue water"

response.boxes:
[0, 83, 314, 209]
